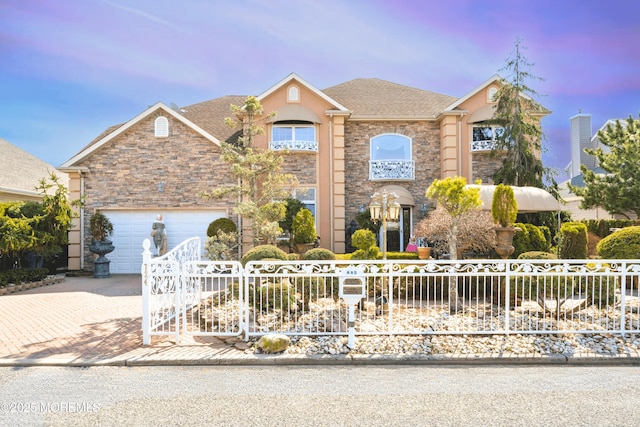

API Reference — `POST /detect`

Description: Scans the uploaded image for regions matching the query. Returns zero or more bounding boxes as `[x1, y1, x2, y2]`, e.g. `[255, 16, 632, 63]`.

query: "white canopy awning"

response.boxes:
[466, 185, 562, 213]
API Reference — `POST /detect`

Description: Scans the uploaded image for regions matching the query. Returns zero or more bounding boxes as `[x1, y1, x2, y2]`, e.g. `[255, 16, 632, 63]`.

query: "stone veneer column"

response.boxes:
[440, 115, 459, 178]
[332, 115, 346, 253]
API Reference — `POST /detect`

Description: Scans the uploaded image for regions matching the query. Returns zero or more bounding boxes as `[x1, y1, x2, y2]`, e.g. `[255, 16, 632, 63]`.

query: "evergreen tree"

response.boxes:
[201, 96, 298, 246]
[569, 115, 640, 219]
[490, 38, 557, 195]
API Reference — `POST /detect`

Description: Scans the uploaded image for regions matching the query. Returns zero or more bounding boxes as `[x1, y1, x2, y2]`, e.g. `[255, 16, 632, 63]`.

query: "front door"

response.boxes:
[384, 207, 412, 252]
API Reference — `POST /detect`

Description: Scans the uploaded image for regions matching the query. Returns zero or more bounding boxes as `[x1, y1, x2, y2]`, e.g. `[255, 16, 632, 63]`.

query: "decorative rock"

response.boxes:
[257, 333, 291, 353]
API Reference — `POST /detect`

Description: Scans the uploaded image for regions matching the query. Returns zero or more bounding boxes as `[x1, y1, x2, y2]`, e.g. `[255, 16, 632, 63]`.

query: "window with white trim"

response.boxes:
[369, 133, 414, 180]
[270, 123, 317, 151]
[472, 124, 505, 151]
[292, 188, 316, 219]
[155, 116, 169, 137]
[288, 86, 299, 102]
[370, 134, 411, 160]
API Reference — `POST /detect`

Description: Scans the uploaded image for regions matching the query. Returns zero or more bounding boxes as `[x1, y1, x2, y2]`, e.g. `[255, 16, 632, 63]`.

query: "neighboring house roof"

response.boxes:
[62, 102, 222, 167]
[322, 78, 457, 119]
[0, 137, 68, 201]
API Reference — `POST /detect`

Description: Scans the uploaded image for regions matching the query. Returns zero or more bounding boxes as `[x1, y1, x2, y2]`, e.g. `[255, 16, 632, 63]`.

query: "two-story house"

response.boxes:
[60, 73, 547, 273]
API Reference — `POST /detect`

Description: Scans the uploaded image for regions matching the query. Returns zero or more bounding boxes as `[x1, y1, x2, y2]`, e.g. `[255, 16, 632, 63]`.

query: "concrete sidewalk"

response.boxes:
[1, 274, 639, 367]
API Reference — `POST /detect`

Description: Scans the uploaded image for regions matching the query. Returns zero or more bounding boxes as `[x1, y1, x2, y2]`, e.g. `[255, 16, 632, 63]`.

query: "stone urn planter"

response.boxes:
[494, 227, 517, 259]
[89, 211, 115, 278]
[89, 240, 115, 278]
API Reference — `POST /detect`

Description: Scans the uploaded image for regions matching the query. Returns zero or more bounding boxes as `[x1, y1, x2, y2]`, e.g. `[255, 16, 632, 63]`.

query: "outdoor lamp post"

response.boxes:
[369, 190, 401, 259]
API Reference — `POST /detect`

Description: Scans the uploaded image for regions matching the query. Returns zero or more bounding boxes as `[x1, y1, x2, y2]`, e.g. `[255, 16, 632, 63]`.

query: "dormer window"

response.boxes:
[155, 116, 169, 137]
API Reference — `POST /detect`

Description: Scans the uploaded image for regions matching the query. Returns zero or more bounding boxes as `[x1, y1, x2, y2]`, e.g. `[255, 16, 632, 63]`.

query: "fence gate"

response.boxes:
[181, 261, 244, 337]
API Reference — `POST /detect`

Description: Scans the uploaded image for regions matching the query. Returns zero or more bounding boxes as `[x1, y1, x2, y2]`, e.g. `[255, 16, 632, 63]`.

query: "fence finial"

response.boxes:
[142, 238, 152, 263]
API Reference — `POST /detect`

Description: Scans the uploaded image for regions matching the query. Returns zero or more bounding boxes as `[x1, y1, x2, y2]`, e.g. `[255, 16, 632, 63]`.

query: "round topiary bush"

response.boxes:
[258, 281, 295, 312]
[303, 248, 336, 260]
[597, 226, 640, 259]
[207, 218, 237, 237]
[241, 244, 288, 266]
[517, 251, 558, 260]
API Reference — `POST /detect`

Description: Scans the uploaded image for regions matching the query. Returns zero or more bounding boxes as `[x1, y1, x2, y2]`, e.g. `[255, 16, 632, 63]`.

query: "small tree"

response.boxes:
[415, 205, 495, 258]
[292, 208, 317, 245]
[200, 96, 298, 246]
[569, 115, 640, 219]
[425, 177, 482, 260]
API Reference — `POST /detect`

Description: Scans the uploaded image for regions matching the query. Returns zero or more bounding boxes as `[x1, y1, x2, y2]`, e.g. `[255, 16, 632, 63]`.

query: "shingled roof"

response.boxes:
[322, 78, 458, 119]
[181, 95, 246, 142]
[0, 138, 68, 200]
[68, 76, 464, 161]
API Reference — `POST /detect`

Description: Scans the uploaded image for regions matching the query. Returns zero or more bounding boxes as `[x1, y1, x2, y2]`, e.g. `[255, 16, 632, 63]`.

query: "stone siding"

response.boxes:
[472, 152, 507, 184]
[78, 112, 237, 262]
[281, 152, 317, 185]
[344, 121, 441, 225]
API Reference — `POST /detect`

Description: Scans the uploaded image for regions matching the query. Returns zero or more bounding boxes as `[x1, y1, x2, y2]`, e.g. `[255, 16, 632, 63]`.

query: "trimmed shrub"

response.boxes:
[303, 248, 336, 260]
[350, 229, 380, 260]
[387, 251, 419, 260]
[584, 219, 640, 238]
[597, 226, 640, 259]
[257, 281, 295, 312]
[0, 268, 49, 287]
[517, 251, 558, 260]
[559, 222, 588, 259]
[492, 184, 518, 227]
[513, 223, 549, 258]
[512, 222, 530, 258]
[207, 218, 237, 238]
[241, 245, 288, 266]
[292, 208, 317, 244]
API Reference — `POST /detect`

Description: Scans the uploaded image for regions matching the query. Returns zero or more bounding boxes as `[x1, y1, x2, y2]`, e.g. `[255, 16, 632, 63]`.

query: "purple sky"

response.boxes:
[1, 0, 638, 180]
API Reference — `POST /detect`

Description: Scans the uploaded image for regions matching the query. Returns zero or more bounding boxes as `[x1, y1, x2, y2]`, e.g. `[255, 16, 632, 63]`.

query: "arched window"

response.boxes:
[369, 134, 414, 180]
[155, 116, 169, 137]
[288, 86, 300, 102]
[370, 134, 411, 161]
[488, 87, 498, 103]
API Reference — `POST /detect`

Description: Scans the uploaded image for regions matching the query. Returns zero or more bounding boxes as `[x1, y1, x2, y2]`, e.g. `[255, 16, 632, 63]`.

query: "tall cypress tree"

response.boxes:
[489, 38, 557, 195]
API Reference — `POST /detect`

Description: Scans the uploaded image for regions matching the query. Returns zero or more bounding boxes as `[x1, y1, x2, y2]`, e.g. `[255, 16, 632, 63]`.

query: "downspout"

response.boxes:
[329, 113, 334, 250]
[237, 176, 242, 259]
[80, 171, 86, 271]
[458, 113, 463, 176]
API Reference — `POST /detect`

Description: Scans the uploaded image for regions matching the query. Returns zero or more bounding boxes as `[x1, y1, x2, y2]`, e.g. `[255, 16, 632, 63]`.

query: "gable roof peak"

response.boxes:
[258, 73, 349, 111]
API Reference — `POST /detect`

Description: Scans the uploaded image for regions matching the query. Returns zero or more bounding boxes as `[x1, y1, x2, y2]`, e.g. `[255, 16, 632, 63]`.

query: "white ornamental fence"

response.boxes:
[141, 238, 640, 344]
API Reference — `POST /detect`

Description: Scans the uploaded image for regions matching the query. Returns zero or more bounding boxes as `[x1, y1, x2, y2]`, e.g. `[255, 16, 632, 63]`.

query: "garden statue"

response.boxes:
[151, 214, 168, 256]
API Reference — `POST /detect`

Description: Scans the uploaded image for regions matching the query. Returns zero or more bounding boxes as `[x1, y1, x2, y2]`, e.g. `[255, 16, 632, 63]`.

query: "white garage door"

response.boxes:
[103, 210, 226, 274]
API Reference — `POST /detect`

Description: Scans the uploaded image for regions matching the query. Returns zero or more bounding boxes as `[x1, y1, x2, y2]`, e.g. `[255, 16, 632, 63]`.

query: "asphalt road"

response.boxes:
[1, 365, 639, 426]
